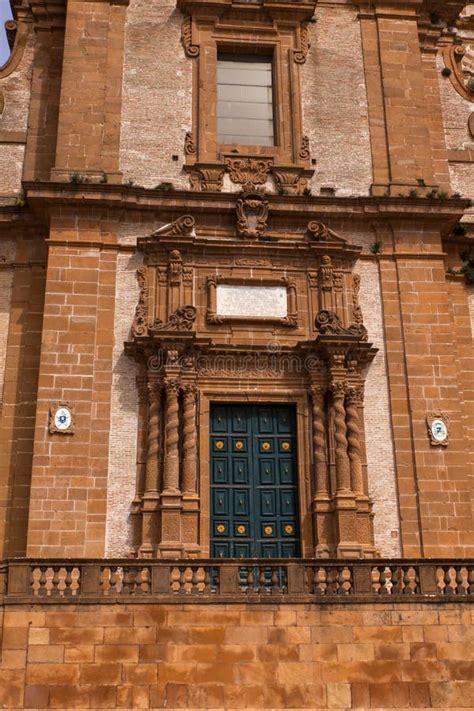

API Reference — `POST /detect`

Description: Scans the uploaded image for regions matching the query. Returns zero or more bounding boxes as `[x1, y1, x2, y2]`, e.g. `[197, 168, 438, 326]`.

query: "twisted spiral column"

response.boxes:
[182, 384, 198, 495]
[145, 378, 161, 495]
[330, 382, 352, 493]
[345, 387, 364, 496]
[310, 386, 329, 496]
[163, 378, 181, 493]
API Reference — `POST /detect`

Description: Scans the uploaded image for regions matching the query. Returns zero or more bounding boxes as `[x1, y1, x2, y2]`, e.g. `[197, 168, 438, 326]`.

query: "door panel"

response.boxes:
[210, 404, 299, 558]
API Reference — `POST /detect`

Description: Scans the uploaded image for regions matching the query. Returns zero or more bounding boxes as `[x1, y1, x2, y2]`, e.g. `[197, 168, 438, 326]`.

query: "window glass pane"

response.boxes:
[217, 54, 274, 146]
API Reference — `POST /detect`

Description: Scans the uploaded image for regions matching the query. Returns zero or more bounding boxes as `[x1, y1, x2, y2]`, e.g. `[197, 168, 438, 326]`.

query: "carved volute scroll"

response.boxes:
[132, 266, 149, 338]
[294, 22, 311, 64]
[181, 16, 199, 58]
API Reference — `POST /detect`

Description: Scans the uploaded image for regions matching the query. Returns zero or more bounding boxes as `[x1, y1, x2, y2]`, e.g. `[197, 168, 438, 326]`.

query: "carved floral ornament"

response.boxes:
[224, 157, 273, 191]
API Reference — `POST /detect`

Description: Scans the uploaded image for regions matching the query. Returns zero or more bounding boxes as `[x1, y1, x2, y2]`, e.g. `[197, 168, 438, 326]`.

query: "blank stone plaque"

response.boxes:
[216, 285, 288, 318]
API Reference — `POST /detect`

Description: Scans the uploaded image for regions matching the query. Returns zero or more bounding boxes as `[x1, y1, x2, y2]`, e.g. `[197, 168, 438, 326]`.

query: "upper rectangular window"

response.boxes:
[217, 54, 275, 146]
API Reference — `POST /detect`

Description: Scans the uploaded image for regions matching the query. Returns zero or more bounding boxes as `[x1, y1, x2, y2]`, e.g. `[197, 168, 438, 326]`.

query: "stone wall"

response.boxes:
[120, 0, 192, 189]
[357, 260, 401, 558]
[0, 241, 15, 412]
[302, 5, 373, 197]
[0, 30, 34, 196]
[0, 601, 472, 709]
[106, 251, 141, 557]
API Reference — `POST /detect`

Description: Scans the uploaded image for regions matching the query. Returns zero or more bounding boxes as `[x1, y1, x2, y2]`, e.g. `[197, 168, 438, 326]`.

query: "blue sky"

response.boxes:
[0, 1, 13, 67]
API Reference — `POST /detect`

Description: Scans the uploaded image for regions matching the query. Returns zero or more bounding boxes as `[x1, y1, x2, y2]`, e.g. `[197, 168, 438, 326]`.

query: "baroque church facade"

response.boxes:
[0, 0, 473, 708]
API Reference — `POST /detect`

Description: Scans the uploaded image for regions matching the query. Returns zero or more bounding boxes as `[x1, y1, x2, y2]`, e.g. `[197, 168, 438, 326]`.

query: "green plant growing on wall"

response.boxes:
[70, 172, 87, 184]
[369, 241, 382, 254]
[459, 249, 474, 284]
[155, 182, 175, 191]
[453, 223, 467, 236]
[441, 67, 452, 77]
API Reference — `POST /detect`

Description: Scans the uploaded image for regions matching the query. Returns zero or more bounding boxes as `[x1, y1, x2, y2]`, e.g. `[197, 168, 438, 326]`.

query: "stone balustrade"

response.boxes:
[1, 559, 473, 603]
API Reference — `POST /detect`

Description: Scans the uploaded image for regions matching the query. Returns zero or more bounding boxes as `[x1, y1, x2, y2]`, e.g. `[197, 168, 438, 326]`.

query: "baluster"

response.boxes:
[270, 567, 278, 593]
[315, 567, 327, 595]
[405, 566, 418, 594]
[435, 567, 445, 594]
[31, 568, 41, 596]
[247, 567, 255, 594]
[57, 568, 67, 597]
[468, 566, 474, 595]
[45, 568, 54, 596]
[170, 566, 181, 593]
[65, 568, 72, 596]
[71, 567, 80, 596]
[204, 567, 212, 593]
[371, 566, 381, 595]
[456, 567, 466, 595]
[328, 568, 338, 595]
[392, 566, 403, 595]
[341, 566, 352, 595]
[259, 567, 266, 593]
[39, 568, 47, 596]
[191, 567, 199, 594]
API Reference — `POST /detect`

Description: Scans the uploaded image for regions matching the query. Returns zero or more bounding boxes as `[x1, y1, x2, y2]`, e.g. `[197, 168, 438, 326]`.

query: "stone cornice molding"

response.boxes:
[20, 183, 470, 235]
[11, 0, 129, 26]
[177, 0, 318, 22]
[357, 0, 465, 24]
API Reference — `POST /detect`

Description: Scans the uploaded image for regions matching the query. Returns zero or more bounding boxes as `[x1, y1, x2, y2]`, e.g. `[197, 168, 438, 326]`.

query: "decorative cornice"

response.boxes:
[176, 0, 318, 22]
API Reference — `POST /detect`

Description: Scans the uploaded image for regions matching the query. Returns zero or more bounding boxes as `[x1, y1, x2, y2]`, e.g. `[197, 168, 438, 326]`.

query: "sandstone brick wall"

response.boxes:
[0, 601, 473, 709]
[302, 6, 372, 197]
[26, 216, 119, 558]
[357, 260, 401, 558]
[0, 238, 46, 558]
[120, 0, 192, 189]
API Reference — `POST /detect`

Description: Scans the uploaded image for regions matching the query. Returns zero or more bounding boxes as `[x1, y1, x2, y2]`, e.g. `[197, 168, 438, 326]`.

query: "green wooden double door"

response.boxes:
[210, 404, 300, 558]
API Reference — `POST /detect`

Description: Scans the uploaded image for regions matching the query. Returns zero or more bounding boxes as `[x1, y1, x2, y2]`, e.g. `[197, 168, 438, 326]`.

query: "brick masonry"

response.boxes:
[106, 251, 141, 557]
[357, 261, 401, 558]
[0, 601, 473, 709]
[301, 6, 372, 197]
[120, 0, 192, 189]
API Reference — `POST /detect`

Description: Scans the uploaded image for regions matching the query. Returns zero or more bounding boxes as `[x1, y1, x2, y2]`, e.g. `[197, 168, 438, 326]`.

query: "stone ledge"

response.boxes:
[1, 558, 472, 604]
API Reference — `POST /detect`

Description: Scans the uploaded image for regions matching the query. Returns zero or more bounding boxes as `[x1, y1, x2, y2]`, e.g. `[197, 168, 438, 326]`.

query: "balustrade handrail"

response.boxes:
[0, 558, 473, 603]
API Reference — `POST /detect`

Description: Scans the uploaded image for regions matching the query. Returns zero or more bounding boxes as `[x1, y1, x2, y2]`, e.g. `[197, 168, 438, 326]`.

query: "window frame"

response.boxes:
[216, 48, 278, 150]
